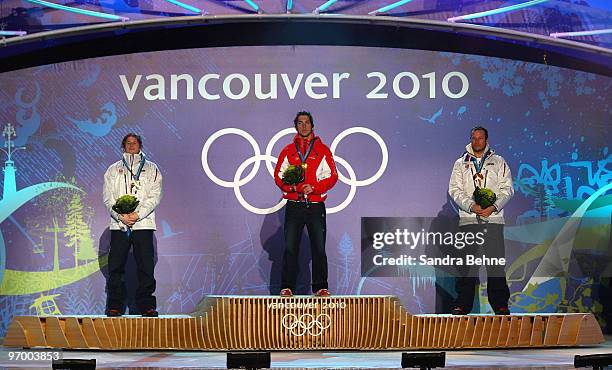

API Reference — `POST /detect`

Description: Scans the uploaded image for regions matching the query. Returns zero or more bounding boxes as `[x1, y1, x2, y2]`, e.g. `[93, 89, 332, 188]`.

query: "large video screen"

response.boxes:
[0, 46, 610, 335]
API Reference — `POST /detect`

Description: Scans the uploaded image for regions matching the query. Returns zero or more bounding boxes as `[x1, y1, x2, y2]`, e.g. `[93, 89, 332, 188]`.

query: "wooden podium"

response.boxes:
[3, 296, 604, 350]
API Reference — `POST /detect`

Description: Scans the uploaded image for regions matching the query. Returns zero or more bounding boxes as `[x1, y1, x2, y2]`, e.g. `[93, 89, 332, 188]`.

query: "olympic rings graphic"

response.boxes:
[281, 313, 332, 337]
[201, 127, 388, 214]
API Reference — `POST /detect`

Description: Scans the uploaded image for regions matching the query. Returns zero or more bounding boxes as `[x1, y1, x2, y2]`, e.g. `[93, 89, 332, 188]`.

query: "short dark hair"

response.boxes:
[470, 126, 488, 139]
[294, 111, 314, 128]
[122, 133, 143, 149]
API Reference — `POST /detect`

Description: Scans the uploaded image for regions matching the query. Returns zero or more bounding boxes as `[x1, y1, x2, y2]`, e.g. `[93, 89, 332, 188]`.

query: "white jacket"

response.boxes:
[448, 144, 514, 226]
[103, 152, 163, 230]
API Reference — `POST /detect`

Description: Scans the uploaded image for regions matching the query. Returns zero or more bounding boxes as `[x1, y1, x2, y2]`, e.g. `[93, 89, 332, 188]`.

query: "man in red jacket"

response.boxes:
[274, 111, 339, 297]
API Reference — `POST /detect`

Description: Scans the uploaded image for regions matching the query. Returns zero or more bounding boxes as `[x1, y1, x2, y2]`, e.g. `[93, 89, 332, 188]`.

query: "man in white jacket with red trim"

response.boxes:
[103, 133, 162, 317]
[448, 126, 514, 315]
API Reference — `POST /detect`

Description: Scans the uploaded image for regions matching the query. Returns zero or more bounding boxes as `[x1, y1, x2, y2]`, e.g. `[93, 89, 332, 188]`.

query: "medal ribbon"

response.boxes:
[294, 139, 316, 205]
[469, 149, 491, 189]
[122, 153, 146, 182]
[295, 139, 315, 164]
[120, 153, 145, 234]
[470, 149, 490, 174]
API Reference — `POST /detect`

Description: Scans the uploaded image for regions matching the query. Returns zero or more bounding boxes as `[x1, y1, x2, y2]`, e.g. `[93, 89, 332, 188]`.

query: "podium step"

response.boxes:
[4, 295, 604, 350]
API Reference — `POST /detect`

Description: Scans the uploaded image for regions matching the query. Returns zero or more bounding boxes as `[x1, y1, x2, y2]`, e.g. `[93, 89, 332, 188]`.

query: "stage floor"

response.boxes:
[1, 336, 611, 369]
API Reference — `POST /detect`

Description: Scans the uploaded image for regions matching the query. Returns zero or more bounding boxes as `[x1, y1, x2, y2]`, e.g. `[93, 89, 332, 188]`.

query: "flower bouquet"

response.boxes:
[473, 187, 497, 208]
[282, 164, 309, 205]
[112, 195, 139, 232]
[282, 164, 305, 186]
[473, 187, 496, 223]
[112, 194, 139, 214]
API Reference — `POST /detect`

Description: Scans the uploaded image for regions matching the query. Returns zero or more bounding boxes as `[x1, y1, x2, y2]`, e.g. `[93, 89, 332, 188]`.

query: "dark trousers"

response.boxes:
[106, 230, 156, 313]
[281, 201, 328, 292]
[454, 223, 510, 312]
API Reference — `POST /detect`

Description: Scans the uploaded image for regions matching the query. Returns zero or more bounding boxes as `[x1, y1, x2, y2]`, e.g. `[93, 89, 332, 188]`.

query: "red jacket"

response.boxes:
[274, 133, 338, 202]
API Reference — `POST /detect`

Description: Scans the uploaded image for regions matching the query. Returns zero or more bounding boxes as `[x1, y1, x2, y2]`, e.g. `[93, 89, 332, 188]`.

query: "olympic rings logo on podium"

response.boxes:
[201, 127, 388, 214]
[281, 313, 332, 337]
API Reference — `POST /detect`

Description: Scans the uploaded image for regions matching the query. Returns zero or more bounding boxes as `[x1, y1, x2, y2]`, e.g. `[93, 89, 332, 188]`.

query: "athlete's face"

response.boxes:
[470, 130, 487, 153]
[123, 136, 141, 154]
[296, 115, 313, 138]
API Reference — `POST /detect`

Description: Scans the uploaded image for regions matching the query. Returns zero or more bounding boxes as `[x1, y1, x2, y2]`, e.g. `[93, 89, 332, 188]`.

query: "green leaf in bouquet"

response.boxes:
[112, 195, 140, 214]
[282, 164, 304, 185]
[473, 187, 497, 208]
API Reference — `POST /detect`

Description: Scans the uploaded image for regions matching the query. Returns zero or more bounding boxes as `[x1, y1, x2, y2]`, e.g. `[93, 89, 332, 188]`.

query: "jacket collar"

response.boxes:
[464, 143, 493, 161]
[123, 151, 144, 168]
[293, 132, 318, 150]
[294, 132, 315, 142]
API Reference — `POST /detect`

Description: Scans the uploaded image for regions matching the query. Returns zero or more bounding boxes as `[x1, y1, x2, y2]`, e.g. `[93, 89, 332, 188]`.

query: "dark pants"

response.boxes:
[454, 223, 510, 312]
[106, 229, 156, 313]
[281, 201, 328, 292]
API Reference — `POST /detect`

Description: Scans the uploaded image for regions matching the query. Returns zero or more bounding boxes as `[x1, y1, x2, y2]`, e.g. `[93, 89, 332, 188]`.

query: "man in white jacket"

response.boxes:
[103, 133, 162, 317]
[448, 126, 514, 315]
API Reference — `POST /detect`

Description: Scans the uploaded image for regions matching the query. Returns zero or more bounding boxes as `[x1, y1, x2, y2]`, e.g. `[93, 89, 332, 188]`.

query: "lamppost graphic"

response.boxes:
[1, 123, 26, 199]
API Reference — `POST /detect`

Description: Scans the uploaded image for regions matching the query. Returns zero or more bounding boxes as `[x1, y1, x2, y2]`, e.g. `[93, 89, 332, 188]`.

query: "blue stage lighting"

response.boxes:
[368, 0, 414, 15]
[314, 0, 338, 14]
[244, 0, 260, 12]
[551, 28, 612, 38]
[163, 0, 202, 13]
[0, 31, 27, 36]
[448, 0, 549, 22]
[25, 0, 129, 21]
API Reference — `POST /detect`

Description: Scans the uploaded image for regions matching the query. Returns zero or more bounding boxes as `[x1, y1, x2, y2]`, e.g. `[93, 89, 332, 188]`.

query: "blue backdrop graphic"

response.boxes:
[0, 46, 610, 337]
